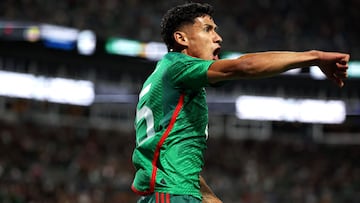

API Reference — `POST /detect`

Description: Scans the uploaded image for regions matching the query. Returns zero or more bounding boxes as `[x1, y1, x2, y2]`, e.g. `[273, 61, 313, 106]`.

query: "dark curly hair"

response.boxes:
[160, 2, 214, 51]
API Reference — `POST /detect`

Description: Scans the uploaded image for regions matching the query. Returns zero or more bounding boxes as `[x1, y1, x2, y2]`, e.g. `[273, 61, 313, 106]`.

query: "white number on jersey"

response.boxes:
[136, 83, 155, 146]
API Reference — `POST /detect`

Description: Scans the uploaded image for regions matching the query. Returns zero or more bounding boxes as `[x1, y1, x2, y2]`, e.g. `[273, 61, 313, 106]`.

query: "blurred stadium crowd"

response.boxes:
[0, 0, 360, 203]
[1, 0, 359, 58]
[1, 121, 359, 203]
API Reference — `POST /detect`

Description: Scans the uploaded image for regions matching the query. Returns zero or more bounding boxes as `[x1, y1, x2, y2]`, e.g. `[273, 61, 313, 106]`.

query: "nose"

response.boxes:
[214, 32, 223, 44]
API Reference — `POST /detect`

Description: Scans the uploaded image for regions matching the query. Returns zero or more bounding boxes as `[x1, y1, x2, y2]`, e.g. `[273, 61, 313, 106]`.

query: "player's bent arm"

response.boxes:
[200, 175, 223, 203]
[207, 50, 349, 86]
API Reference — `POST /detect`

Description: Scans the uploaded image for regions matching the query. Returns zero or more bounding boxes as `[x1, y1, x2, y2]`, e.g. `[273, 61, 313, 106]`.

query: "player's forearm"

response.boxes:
[208, 50, 320, 82]
[233, 50, 319, 78]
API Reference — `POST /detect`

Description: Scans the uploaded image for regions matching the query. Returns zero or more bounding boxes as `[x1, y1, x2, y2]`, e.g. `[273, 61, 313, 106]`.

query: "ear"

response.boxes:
[173, 31, 188, 47]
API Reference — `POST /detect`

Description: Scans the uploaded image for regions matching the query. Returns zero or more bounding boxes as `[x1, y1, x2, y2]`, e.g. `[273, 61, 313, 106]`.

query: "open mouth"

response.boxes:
[213, 47, 221, 60]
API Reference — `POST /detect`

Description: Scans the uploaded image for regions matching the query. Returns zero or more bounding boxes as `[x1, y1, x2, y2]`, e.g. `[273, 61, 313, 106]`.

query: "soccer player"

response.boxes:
[131, 2, 349, 203]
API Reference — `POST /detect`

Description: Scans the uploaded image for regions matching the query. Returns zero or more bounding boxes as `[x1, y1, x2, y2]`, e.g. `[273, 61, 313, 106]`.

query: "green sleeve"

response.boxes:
[165, 56, 214, 90]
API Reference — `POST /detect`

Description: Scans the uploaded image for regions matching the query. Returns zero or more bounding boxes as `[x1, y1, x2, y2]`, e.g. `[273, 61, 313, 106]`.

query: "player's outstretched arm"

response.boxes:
[200, 175, 222, 203]
[208, 50, 350, 87]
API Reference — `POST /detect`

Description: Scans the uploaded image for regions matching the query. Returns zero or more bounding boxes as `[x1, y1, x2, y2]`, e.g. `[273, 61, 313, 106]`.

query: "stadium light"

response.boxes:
[105, 37, 167, 61]
[235, 95, 346, 124]
[77, 30, 97, 55]
[40, 24, 79, 50]
[348, 61, 360, 78]
[0, 70, 94, 106]
[105, 38, 143, 57]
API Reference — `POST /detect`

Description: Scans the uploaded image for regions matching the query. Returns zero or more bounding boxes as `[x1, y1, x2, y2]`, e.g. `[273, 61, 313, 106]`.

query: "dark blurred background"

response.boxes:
[0, 0, 359, 202]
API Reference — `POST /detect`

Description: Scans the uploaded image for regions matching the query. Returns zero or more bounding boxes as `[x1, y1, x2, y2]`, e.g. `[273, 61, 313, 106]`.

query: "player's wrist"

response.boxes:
[308, 50, 322, 66]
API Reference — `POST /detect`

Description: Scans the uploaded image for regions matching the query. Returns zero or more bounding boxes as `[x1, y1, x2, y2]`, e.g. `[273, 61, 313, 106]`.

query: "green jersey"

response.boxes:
[131, 52, 215, 200]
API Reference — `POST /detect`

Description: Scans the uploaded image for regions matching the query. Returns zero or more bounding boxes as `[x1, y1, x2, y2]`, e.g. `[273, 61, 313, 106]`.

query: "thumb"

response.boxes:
[333, 74, 344, 87]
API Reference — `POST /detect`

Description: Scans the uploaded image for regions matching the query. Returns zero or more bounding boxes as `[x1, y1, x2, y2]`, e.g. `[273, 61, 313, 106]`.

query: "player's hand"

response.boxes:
[318, 51, 350, 87]
[202, 194, 223, 203]
[199, 175, 223, 203]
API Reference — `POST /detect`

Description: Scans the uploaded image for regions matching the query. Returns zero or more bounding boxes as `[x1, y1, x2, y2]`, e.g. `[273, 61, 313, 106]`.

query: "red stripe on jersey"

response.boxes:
[149, 94, 185, 192]
[131, 184, 151, 196]
[156, 192, 159, 203]
[166, 193, 170, 203]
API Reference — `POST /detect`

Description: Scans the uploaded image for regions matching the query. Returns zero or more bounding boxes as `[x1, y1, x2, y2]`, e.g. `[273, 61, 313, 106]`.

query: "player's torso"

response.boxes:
[132, 52, 212, 198]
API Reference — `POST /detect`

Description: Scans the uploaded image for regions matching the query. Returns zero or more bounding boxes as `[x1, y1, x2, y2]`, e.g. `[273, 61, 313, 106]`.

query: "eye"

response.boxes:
[204, 26, 211, 32]
[204, 24, 214, 32]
